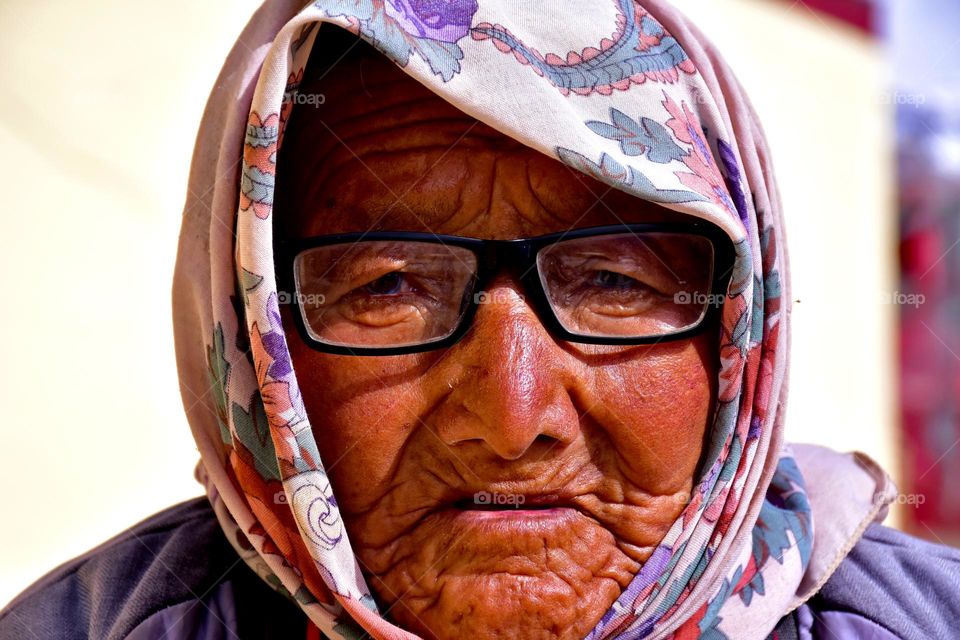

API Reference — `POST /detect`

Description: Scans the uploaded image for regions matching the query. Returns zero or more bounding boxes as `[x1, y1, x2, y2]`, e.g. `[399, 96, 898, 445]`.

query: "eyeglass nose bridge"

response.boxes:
[476, 238, 535, 272]
[464, 238, 566, 349]
[470, 237, 543, 300]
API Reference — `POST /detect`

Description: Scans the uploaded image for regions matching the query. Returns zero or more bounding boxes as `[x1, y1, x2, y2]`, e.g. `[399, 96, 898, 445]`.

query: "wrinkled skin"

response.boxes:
[275, 43, 718, 640]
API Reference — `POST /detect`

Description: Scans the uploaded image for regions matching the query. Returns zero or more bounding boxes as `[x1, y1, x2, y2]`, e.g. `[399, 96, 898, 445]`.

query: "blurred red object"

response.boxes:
[785, 0, 876, 35]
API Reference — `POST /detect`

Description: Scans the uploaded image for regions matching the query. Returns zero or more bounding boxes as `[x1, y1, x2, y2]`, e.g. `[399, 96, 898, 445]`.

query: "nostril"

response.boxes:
[529, 432, 567, 453]
[490, 433, 566, 462]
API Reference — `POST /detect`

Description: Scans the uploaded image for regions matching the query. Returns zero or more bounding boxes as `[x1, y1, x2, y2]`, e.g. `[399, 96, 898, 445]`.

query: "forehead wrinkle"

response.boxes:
[282, 113, 525, 213]
[285, 149, 481, 237]
[278, 121, 482, 236]
[285, 142, 684, 239]
[522, 158, 588, 231]
[282, 100, 511, 179]
[295, 145, 484, 208]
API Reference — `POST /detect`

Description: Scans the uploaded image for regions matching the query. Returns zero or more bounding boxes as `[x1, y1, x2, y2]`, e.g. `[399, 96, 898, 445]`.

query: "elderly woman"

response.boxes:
[2, 1, 959, 639]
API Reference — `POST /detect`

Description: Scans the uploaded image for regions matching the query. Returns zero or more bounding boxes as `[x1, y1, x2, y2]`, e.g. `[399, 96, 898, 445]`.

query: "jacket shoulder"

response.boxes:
[803, 521, 960, 639]
[0, 497, 300, 640]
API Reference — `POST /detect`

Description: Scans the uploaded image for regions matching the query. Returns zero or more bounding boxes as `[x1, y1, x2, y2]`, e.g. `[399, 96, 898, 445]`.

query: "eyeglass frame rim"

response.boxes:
[273, 222, 735, 356]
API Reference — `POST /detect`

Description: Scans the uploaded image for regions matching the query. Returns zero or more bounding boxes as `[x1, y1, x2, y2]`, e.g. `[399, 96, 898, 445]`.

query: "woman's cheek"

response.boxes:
[590, 344, 714, 490]
[281, 308, 427, 507]
[312, 381, 422, 504]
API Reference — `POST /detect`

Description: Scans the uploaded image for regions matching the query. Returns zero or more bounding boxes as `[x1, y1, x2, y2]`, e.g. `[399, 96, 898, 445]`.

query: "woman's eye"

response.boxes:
[590, 270, 641, 289]
[362, 272, 407, 295]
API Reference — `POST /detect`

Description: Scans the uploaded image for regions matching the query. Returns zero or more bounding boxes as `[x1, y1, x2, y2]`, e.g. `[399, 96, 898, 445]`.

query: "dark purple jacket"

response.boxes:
[1, 497, 958, 639]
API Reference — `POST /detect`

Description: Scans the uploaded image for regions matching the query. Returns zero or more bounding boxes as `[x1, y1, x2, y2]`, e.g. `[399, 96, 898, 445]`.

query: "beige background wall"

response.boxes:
[0, 0, 897, 607]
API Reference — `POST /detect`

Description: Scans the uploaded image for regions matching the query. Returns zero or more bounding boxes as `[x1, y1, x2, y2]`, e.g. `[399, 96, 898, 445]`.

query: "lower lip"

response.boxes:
[445, 506, 579, 527]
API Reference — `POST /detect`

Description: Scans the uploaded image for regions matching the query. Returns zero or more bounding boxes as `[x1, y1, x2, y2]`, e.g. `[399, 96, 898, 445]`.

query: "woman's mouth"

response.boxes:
[443, 493, 582, 527]
[451, 493, 565, 511]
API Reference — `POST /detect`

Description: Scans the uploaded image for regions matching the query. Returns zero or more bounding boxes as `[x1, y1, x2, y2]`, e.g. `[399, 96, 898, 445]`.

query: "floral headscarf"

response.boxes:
[172, 1, 898, 638]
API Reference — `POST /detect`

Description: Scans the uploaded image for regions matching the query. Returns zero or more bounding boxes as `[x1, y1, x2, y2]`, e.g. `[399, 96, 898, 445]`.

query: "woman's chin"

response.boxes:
[363, 508, 640, 639]
[395, 591, 608, 639]
[382, 567, 625, 640]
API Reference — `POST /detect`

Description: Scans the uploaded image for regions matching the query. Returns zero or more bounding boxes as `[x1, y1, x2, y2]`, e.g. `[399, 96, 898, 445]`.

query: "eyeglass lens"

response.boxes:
[292, 232, 715, 349]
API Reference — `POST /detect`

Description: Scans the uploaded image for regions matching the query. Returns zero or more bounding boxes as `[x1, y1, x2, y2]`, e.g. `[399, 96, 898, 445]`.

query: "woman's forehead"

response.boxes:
[276, 41, 693, 240]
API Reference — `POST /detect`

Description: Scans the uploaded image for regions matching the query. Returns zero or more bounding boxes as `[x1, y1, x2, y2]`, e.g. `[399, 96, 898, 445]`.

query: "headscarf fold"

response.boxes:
[172, 1, 898, 638]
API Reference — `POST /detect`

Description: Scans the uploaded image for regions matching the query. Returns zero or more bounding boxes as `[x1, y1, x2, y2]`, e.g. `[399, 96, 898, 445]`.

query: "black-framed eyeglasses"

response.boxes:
[274, 223, 734, 356]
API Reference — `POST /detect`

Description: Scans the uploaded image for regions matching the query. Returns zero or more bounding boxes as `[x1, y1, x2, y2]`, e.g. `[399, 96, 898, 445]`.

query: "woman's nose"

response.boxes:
[432, 277, 580, 460]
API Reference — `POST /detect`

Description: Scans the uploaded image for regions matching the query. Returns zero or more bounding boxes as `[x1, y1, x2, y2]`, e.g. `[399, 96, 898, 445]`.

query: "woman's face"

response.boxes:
[277, 52, 718, 640]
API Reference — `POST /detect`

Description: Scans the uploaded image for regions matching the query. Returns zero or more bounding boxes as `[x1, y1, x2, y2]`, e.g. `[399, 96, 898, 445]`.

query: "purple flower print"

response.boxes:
[386, 0, 478, 42]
